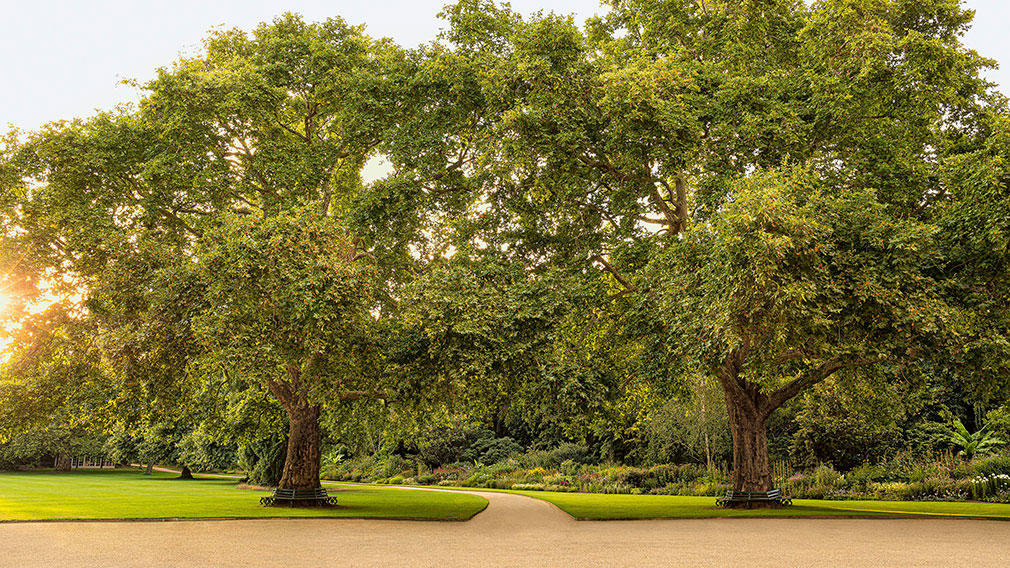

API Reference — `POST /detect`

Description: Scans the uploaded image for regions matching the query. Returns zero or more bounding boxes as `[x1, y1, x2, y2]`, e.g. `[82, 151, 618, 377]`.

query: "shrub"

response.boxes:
[239, 436, 286, 487]
[512, 483, 546, 491]
[904, 421, 954, 459]
[418, 426, 494, 468]
[663, 463, 707, 484]
[176, 428, 238, 472]
[560, 460, 582, 476]
[514, 450, 553, 469]
[846, 464, 884, 489]
[971, 454, 1010, 478]
[813, 464, 844, 487]
[799, 484, 831, 500]
[949, 461, 975, 480]
[693, 481, 731, 496]
[376, 455, 409, 479]
[882, 453, 942, 483]
[548, 443, 595, 465]
[874, 482, 913, 501]
[471, 437, 523, 465]
[790, 391, 901, 470]
[416, 474, 436, 485]
[615, 467, 648, 487]
[433, 465, 466, 481]
[488, 460, 518, 475]
[464, 472, 494, 487]
[524, 467, 549, 481]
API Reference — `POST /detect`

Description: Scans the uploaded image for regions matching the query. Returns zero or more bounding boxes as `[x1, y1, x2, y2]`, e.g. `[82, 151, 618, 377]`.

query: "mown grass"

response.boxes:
[509, 490, 1010, 520]
[0, 469, 487, 521]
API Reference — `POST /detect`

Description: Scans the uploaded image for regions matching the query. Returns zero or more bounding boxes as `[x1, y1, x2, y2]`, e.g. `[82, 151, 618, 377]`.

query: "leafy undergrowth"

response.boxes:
[0, 469, 487, 521]
[509, 491, 1010, 520]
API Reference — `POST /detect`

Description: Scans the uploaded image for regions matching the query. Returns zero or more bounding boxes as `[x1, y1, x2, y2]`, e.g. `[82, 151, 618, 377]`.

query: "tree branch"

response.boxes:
[649, 180, 679, 234]
[337, 390, 387, 402]
[590, 254, 636, 292]
[763, 356, 886, 415]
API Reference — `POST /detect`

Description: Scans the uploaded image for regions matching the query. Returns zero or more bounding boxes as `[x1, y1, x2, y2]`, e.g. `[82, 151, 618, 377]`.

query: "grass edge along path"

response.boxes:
[0, 469, 488, 522]
[321, 481, 1010, 520]
[503, 490, 1010, 521]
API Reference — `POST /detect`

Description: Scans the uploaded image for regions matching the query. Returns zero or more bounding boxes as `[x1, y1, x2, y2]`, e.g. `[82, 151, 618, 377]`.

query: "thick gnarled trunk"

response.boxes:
[726, 399, 771, 494]
[277, 401, 322, 491]
[718, 348, 782, 508]
[266, 371, 328, 507]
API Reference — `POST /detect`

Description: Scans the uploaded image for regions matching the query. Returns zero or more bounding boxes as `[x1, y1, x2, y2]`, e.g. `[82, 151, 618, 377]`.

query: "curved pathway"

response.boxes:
[1, 487, 1008, 567]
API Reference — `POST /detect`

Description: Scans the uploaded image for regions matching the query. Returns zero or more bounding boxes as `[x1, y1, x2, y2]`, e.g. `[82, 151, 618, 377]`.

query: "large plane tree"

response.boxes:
[372, 0, 1007, 504]
[0, 14, 410, 495]
[195, 213, 379, 490]
[649, 170, 948, 492]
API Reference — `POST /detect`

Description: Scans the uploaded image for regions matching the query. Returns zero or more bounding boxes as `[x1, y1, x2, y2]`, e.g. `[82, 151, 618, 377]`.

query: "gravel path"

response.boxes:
[2, 488, 1008, 567]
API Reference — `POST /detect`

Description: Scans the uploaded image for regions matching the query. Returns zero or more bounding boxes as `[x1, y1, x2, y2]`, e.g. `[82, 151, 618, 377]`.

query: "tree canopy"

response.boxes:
[1, 0, 1008, 505]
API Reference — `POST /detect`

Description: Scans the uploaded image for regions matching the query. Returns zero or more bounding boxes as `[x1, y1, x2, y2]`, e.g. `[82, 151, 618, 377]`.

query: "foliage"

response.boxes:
[652, 171, 946, 396]
[0, 306, 114, 467]
[325, 441, 1010, 505]
[640, 375, 730, 467]
[470, 436, 522, 465]
[195, 212, 378, 407]
[176, 424, 240, 473]
[0, 12, 413, 488]
[945, 417, 1004, 461]
[790, 381, 903, 470]
[0, 430, 106, 471]
[416, 426, 495, 468]
[2, 1, 1010, 497]
[239, 436, 288, 487]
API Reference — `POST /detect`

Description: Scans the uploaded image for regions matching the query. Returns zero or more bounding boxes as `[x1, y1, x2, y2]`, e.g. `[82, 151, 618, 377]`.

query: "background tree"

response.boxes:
[0, 305, 112, 470]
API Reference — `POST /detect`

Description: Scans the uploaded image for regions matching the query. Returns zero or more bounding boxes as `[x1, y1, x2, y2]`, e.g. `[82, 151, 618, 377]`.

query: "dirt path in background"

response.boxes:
[2, 486, 1009, 567]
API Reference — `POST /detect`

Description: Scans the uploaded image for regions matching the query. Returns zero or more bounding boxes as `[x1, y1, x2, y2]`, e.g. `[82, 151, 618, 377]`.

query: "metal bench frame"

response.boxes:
[260, 487, 337, 507]
[716, 488, 792, 507]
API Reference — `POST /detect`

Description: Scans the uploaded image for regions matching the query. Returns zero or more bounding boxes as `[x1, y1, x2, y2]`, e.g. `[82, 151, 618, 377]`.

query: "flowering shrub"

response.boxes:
[970, 474, 1010, 501]
[320, 447, 1010, 502]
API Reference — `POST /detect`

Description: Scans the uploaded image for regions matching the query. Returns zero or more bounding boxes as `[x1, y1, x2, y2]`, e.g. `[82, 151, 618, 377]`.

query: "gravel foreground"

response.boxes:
[2, 490, 1008, 567]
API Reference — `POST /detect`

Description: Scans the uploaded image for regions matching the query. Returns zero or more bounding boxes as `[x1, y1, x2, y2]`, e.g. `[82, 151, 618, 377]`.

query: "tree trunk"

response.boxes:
[716, 345, 786, 508]
[715, 347, 861, 508]
[54, 454, 72, 471]
[267, 373, 327, 507]
[673, 175, 688, 234]
[719, 359, 783, 508]
[144, 460, 154, 475]
[726, 398, 772, 494]
[704, 431, 713, 474]
[277, 402, 322, 492]
[178, 466, 194, 480]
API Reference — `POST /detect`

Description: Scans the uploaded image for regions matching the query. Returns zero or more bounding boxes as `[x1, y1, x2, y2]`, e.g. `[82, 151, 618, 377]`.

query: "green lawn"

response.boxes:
[510, 490, 1010, 520]
[0, 469, 487, 521]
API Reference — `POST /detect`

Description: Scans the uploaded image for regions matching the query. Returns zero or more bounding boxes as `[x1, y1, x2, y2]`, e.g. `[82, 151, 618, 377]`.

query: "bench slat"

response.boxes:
[261, 487, 336, 507]
[716, 489, 791, 507]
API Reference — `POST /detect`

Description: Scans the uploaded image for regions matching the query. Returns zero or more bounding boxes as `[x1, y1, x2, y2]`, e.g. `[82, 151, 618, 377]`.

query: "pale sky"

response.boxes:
[1, 0, 1008, 133]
